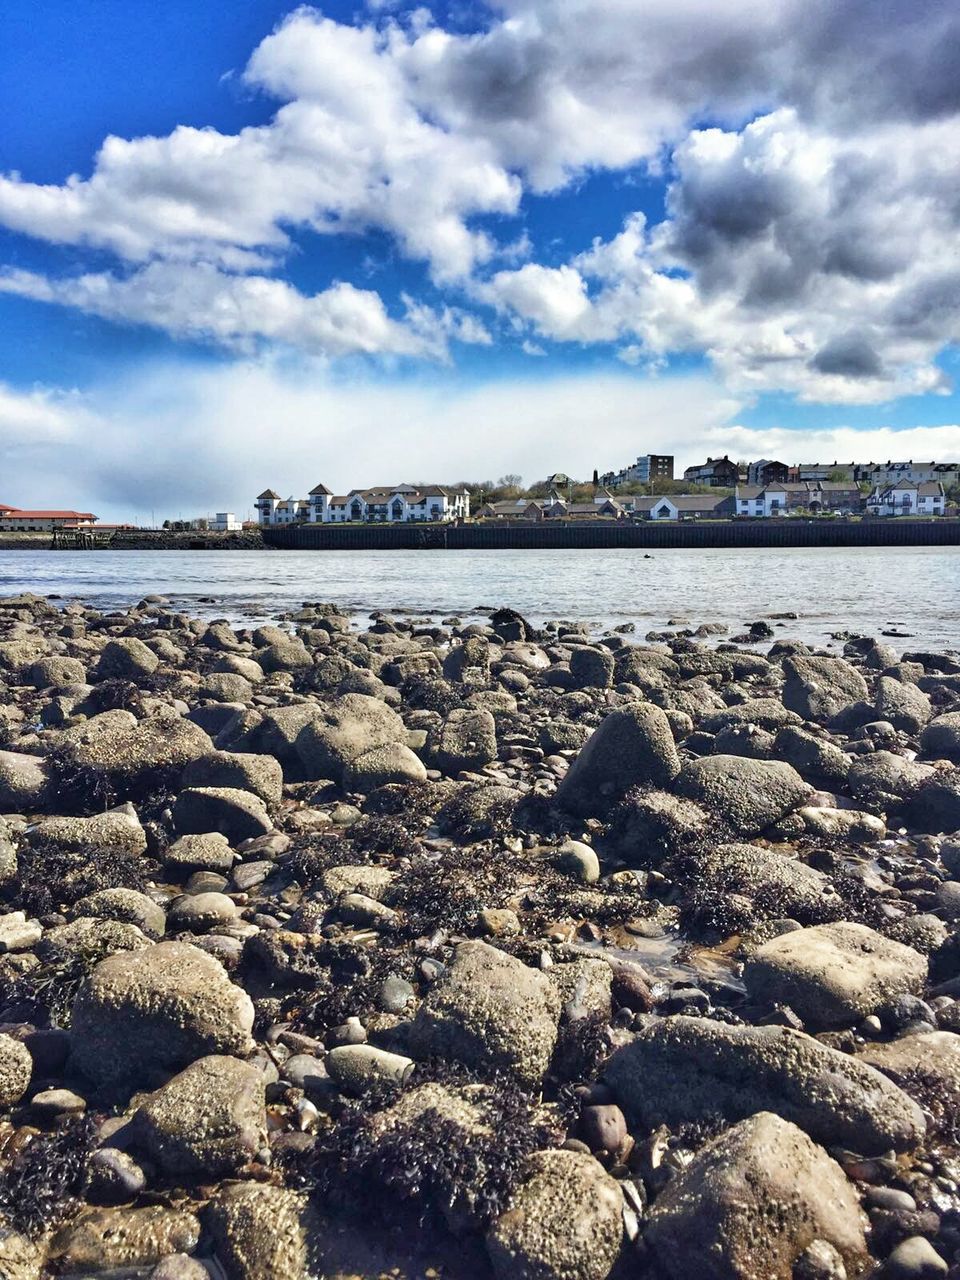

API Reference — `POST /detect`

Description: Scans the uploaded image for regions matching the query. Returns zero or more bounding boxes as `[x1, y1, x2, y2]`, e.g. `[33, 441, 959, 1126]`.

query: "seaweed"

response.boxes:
[4, 843, 155, 917]
[0, 1116, 96, 1237]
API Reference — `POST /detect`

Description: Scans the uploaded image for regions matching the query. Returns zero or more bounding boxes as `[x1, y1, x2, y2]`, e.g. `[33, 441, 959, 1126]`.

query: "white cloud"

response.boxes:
[4, 362, 960, 524]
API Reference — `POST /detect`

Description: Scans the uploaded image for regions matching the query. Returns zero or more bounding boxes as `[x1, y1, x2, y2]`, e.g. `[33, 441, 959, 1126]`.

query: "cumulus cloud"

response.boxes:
[0, 2, 959, 399]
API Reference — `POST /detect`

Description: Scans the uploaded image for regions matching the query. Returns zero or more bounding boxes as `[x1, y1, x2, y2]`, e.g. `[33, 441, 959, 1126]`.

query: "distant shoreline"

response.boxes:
[2, 518, 960, 552]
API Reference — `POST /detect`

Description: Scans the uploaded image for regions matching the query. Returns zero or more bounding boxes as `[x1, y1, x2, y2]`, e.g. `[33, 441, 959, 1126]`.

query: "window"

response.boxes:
[392, 499, 404, 520]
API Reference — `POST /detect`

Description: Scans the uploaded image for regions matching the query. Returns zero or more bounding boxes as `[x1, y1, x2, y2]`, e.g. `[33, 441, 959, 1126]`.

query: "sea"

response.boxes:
[1, 546, 958, 652]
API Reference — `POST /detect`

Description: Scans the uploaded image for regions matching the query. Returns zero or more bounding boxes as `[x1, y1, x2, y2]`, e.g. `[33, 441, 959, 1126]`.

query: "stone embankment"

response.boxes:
[1, 593, 960, 1277]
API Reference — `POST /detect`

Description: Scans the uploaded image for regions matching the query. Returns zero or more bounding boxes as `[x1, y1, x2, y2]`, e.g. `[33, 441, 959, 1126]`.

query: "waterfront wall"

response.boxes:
[263, 518, 960, 551]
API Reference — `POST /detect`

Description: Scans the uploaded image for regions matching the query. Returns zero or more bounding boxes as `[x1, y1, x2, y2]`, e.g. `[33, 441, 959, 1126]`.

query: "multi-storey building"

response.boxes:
[256, 484, 470, 526]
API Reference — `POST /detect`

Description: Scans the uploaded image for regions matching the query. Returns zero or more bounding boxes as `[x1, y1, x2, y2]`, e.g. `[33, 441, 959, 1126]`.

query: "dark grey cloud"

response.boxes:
[811, 333, 885, 379]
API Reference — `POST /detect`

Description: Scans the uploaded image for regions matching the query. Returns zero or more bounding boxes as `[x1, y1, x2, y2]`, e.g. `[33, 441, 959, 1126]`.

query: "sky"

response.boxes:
[1, 0, 960, 521]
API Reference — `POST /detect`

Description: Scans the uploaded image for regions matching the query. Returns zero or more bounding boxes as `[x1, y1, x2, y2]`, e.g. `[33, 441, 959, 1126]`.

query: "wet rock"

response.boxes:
[783, 655, 869, 723]
[486, 1149, 623, 1280]
[167, 891, 239, 934]
[325, 1044, 415, 1093]
[59, 709, 213, 798]
[149, 1255, 210, 1280]
[0, 1229, 42, 1280]
[295, 693, 406, 784]
[905, 772, 960, 833]
[882, 1237, 948, 1278]
[774, 726, 851, 786]
[744, 922, 927, 1028]
[427, 708, 498, 774]
[875, 677, 932, 733]
[165, 832, 236, 876]
[343, 742, 428, 791]
[57, 1206, 201, 1273]
[88, 1147, 148, 1204]
[607, 788, 709, 862]
[410, 940, 561, 1086]
[94, 637, 160, 681]
[134, 1054, 266, 1179]
[182, 750, 283, 807]
[604, 1016, 925, 1154]
[547, 958, 612, 1021]
[553, 840, 600, 884]
[40, 916, 150, 964]
[173, 786, 272, 843]
[437, 782, 520, 840]
[205, 1183, 307, 1280]
[71, 940, 255, 1087]
[568, 646, 615, 690]
[675, 755, 811, 835]
[644, 1112, 868, 1280]
[0, 1032, 32, 1106]
[793, 806, 885, 841]
[0, 750, 51, 813]
[555, 703, 680, 816]
[858, 1031, 960, 1138]
[73, 887, 166, 939]
[683, 842, 837, 925]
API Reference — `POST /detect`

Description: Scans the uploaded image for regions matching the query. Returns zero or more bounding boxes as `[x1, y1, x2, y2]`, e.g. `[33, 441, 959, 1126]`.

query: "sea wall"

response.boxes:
[263, 517, 960, 551]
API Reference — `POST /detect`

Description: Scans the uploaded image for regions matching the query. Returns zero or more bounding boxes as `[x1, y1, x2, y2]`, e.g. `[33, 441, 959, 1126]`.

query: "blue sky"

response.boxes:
[1, 0, 959, 519]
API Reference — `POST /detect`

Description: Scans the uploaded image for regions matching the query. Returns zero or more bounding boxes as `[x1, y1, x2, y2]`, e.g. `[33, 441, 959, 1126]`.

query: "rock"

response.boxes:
[905, 771, 960, 833]
[783, 655, 868, 722]
[0, 1229, 42, 1280]
[0, 750, 51, 813]
[858, 1031, 960, 1138]
[205, 1183, 307, 1280]
[0, 911, 42, 952]
[920, 712, 960, 763]
[607, 788, 709, 862]
[73, 887, 166, 939]
[703, 699, 802, 733]
[882, 1237, 948, 1279]
[28, 803, 148, 856]
[201, 672, 254, 703]
[59, 709, 213, 800]
[257, 638, 314, 673]
[486, 1149, 623, 1280]
[321, 864, 395, 899]
[547, 958, 613, 1021]
[167, 891, 238, 934]
[410, 940, 561, 1086]
[71, 940, 255, 1087]
[795, 806, 886, 842]
[173, 787, 272, 843]
[427, 708, 498, 774]
[774, 726, 851, 786]
[343, 742, 428, 791]
[88, 1147, 148, 1204]
[554, 840, 600, 884]
[134, 1055, 266, 1178]
[674, 755, 811, 835]
[847, 752, 935, 810]
[744, 922, 928, 1028]
[149, 1255, 210, 1280]
[643, 1112, 868, 1280]
[0, 836, 15, 885]
[683, 843, 837, 924]
[568, 646, 615, 690]
[0, 1033, 32, 1106]
[875, 677, 932, 733]
[604, 1016, 925, 1155]
[94, 637, 160, 681]
[166, 832, 236, 876]
[182, 750, 283, 807]
[437, 782, 520, 840]
[325, 1045, 415, 1093]
[294, 694, 406, 783]
[555, 703, 680, 816]
[57, 1207, 200, 1273]
[39, 916, 149, 964]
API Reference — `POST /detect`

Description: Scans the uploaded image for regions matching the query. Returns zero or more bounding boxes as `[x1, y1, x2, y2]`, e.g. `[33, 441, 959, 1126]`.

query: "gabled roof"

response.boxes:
[737, 485, 764, 500]
[0, 509, 97, 519]
[309, 483, 332, 496]
[257, 489, 281, 500]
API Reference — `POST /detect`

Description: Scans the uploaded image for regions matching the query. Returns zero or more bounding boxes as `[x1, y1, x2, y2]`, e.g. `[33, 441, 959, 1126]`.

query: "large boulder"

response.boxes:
[342, 742, 427, 792]
[743, 921, 927, 1028]
[409, 940, 561, 1086]
[555, 704, 680, 817]
[644, 1112, 868, 1280]
[782, 655, 868, 722]
[702, 699, 802, 734]
[486, 1149, 623, 1280]
[427, 708, 498, 775]
[295, 694, 406, 784]
[875, 676, 932, 733]
[71, 941, 255, 1087]
[134, 1055, 266, 1179]
[604, 1016, 924, 1154]
[173, 787, 272, 843]
[681, 843, 838, 926]
[27, 655, 87, 689]
[905, 770, 960, 833]
[0, 750, 51, 812]
[94, 638, 160, 682]
[181, 750, 283, 808]
[859, 1031, 960, 1138]
[58, 709, 213, 800]
[921, 712, 960, 763]
[205, 1184, 308, 1280]
[28, 803, 147, 856]
[674, 756, 811, 835]
[0, 1033, 32, 1107]
[773, 726, 851, 786]
[847, 751, 937, 810]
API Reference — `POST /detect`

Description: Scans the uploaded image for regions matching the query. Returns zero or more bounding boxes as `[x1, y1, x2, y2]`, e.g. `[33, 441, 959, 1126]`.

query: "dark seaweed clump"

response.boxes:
[0, 1117, 96, 1237]
[0, 953, 88, 1027]
[4, 844, 154, 918]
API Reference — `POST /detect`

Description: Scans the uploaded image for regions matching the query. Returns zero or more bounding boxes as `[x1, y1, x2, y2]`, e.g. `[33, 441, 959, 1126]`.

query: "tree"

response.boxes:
[497, 474, 523, 496]
[592, 469, 599, 486]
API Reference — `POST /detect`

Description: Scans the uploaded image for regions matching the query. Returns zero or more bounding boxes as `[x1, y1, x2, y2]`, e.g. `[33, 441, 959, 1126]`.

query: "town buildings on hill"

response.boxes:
[682, 456, 741, 487]
[599, 453, 674, 488]
[0, 502, 98, 531]
[256, 484, 471, 525]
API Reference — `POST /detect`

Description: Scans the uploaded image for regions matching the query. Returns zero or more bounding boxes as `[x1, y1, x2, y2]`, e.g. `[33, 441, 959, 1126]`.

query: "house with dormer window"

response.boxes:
[257, 483, 470, 525]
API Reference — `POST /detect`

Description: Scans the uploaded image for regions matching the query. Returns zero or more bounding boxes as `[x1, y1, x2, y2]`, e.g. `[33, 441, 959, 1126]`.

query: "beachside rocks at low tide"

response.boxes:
[1, 594, 960, 1278]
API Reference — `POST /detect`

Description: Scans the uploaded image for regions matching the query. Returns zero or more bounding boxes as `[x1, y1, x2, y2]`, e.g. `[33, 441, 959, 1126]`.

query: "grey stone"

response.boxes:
[0, 1033, 32, 1107]
[675, 755, 811, 835]
[135, 1054, 266, 1178]
[58, 1207, 201, 1274]
[567, 646, 615, 690]
[685, 843, 837, 923]
[295, 693, 406, 783]
[325, 1045, 415, 1093]
[0, 750, 51, 813]
[876, 677, 932, 733]
[182, 750, 283, 807]
[71, 940, 255, 1086]
[702, 699, 802, 733]
[343, 741, 428, 791]
[167, 892, 239, 934]
[410, 940, 561, 1086]
[205, 1183, 307, 1280]
[28, 802, 147, 856]
[921, 712, 960, 763]
[644, 1112, 868, 1280]
[783, 655, 868, 722]
[774, 726, 851, 786]
[427, 708, 498, 774]
[744, 922, 927, 1028]
[487, 1149, 623, 1280]
[73, 887, 166, 939]
[846, 751, 936, 810]
[858, 1031, 960, 1138]
[94, 637, 160, 681]
[604, 1016, 925, 1155]
[906, 771, 960, 833]
[173, 787, 272, 843]
[166, 832, 236, 876]
[555, 703, 680, 816]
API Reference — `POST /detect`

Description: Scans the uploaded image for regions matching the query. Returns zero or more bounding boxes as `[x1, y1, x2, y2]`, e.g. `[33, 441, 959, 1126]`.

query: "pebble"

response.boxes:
[883, 1236, 948, 1278]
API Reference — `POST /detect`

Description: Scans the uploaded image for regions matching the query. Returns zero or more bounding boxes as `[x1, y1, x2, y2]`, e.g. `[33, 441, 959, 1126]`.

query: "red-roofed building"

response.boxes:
[0, 509, 98, 531]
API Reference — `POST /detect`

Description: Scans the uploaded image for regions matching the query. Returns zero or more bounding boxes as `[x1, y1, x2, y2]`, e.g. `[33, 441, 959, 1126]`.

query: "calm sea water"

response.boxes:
[1, 547, 958, 651]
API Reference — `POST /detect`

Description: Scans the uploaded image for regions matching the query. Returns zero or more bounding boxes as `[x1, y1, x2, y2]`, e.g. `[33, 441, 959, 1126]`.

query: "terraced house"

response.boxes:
[256, 484, 470, 525]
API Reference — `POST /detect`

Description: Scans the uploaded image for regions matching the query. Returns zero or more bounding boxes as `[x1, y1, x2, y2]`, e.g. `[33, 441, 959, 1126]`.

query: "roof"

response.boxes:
[257, 489, 281, 500]
[309, 483, 332, 496]
[0, 509, 97, 519]
[737, 486, 764, 500]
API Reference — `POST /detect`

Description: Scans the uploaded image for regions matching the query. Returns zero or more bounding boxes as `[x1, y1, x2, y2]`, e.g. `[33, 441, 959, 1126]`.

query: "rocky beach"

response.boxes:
[0, 593, 960, 1279]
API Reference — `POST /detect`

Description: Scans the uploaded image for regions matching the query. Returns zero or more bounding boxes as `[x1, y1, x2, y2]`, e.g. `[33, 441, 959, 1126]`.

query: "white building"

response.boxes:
[736, 481, 862, 516]
[257, 484, 470, 526]
[866, 480, 946, 516]
[858, 461, 960, 489]
[211, 512, 242, 531]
